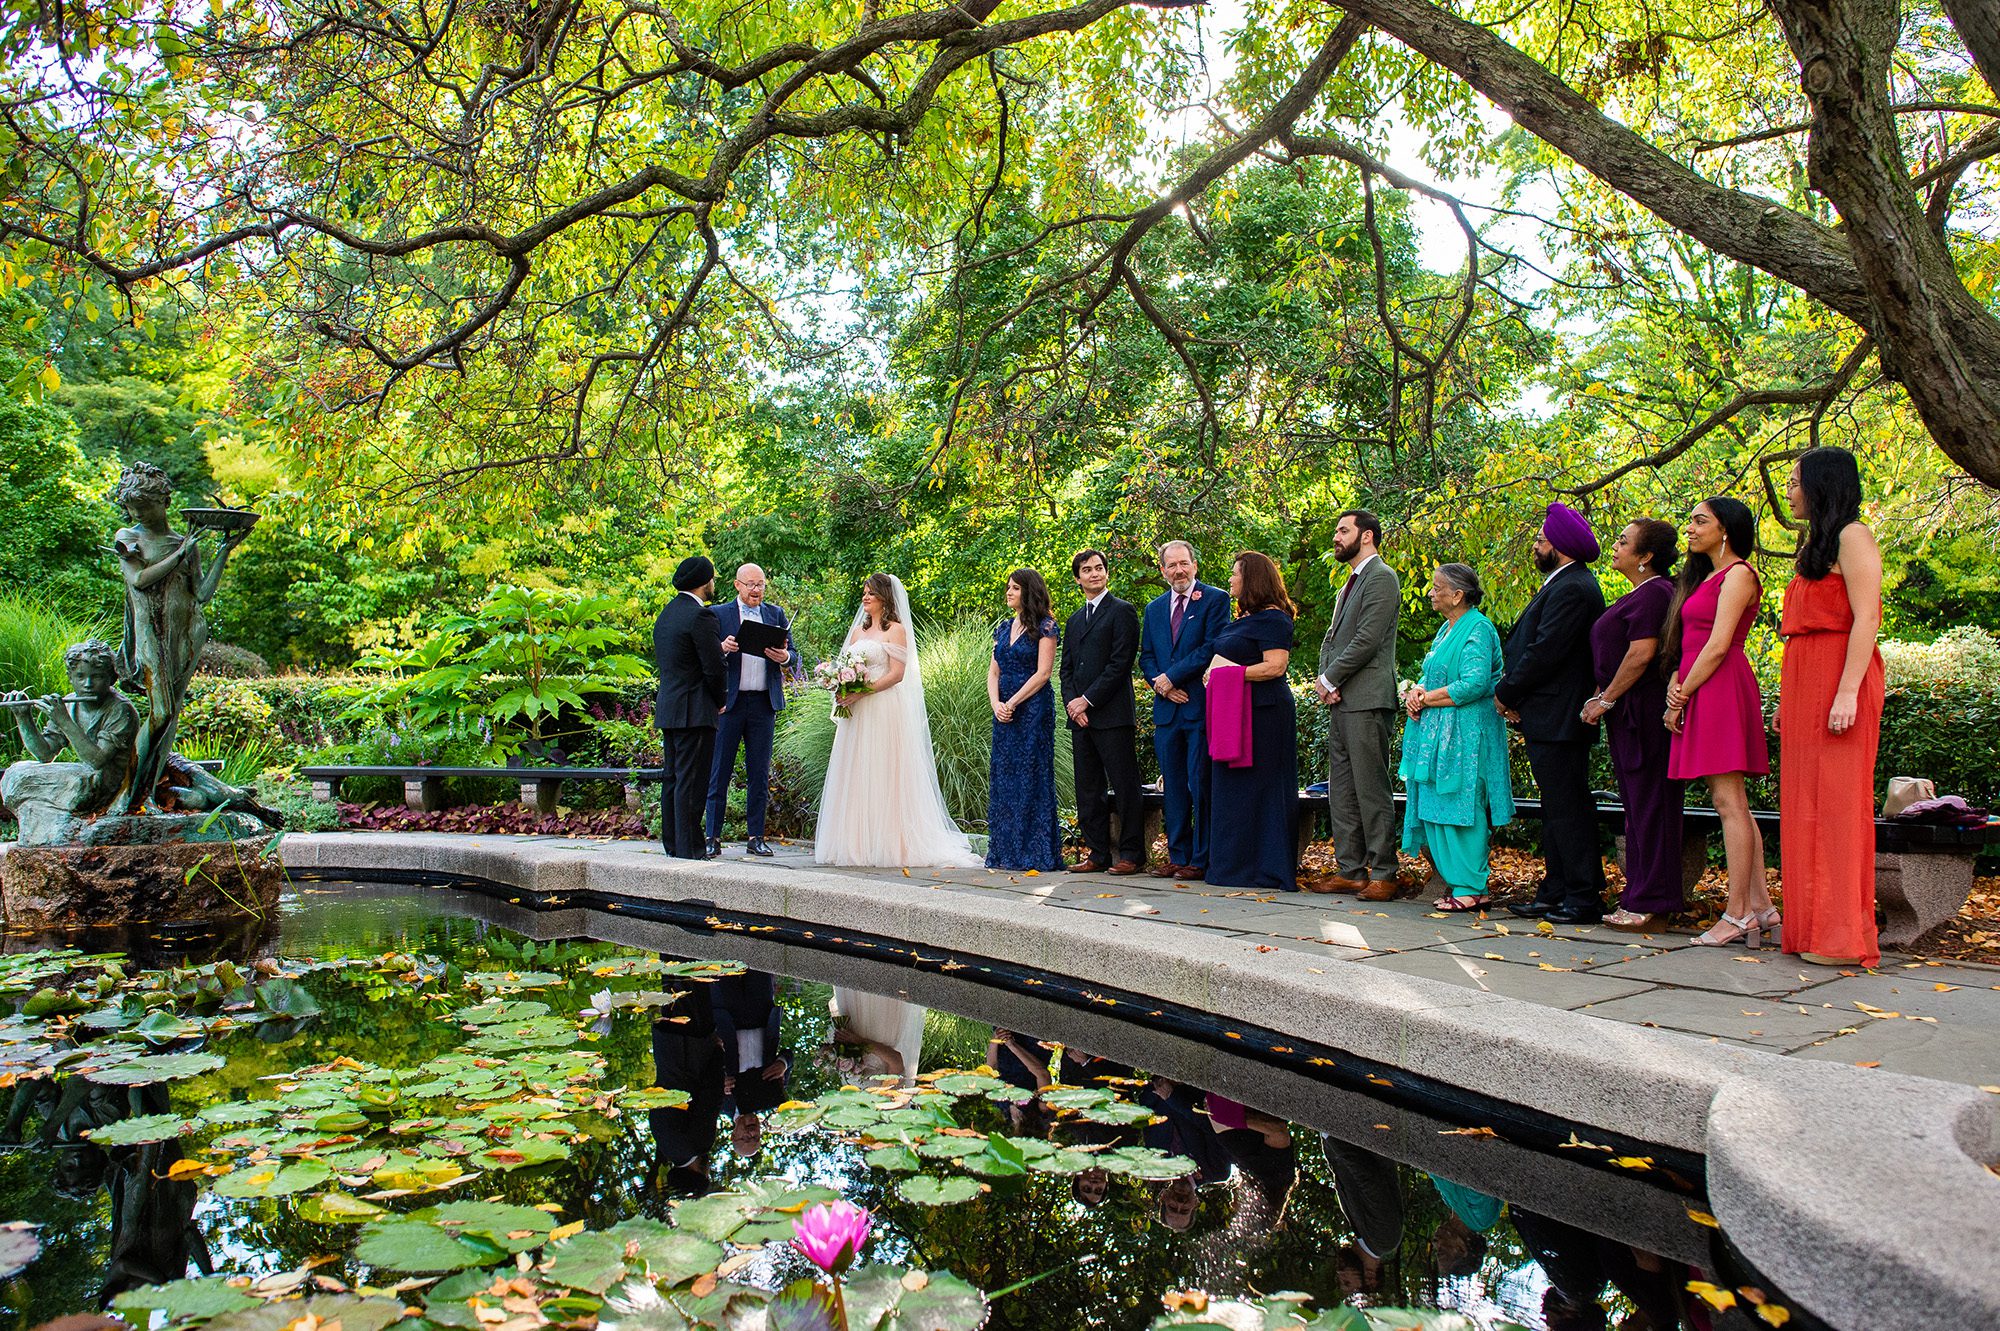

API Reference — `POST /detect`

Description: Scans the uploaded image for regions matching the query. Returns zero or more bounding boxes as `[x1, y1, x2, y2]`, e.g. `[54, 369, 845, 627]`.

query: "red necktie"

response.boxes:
[1170, 593, 1186, 644]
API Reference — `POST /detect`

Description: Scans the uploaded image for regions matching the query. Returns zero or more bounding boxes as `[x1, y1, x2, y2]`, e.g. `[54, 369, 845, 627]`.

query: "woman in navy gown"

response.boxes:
[985, 568, 1063, 871]
[1204, 552, 1298, 891]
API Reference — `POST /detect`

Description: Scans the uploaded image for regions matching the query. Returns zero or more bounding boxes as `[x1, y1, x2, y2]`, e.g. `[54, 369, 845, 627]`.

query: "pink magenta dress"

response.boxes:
[1667, 564, 1770, 780]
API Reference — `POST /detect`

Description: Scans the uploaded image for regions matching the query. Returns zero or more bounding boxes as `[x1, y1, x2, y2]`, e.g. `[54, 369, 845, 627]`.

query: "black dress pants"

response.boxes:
[1072, 723, 1143, 864]
[660, 725, 717, 859]
[1525, 738, 1608, 913]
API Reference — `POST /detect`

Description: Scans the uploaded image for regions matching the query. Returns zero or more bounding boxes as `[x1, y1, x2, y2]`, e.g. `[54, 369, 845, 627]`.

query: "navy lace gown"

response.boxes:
[986, 617, 1063, 871]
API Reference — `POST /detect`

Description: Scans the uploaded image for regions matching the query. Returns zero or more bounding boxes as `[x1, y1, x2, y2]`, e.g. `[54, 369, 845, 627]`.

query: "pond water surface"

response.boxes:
[0, 881, 1783, 1329]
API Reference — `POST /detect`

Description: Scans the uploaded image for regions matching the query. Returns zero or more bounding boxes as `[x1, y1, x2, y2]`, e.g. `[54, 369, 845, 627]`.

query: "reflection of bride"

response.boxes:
[827, 986, 925, 1087]
[813, 573, 982, 868]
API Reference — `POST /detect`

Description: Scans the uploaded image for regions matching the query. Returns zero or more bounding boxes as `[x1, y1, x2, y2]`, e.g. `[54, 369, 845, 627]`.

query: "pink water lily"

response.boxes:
[792, 1199, 873, 1274]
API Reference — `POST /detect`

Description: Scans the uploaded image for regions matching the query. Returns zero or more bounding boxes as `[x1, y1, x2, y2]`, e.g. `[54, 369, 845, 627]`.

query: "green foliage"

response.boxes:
[177, 677, 286, 755]
[171, 735, 285, 788]
[1874, 628, 2000, 807]
[347, 584, 650, 760]
[778, 618, 1075, 829]
[0, 296, 121, 615]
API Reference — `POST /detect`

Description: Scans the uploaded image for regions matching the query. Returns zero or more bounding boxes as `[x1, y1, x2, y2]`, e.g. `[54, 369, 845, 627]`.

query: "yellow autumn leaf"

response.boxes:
[548, 1219, 587, 1241]
[1756, 1304, 1791, 1326]
[1608, 1156, 1654, 1170]
[1686, 1281, 1737, 1311]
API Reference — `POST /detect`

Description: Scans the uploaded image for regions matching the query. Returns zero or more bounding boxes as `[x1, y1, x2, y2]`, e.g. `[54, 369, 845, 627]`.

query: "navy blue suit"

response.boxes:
[1139, 581, 1228, 870]
[705, 600, 795, 841]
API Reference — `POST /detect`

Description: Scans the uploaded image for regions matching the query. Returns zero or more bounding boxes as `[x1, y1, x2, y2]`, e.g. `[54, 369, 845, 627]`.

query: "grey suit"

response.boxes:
[1316, 557, 1402, 882]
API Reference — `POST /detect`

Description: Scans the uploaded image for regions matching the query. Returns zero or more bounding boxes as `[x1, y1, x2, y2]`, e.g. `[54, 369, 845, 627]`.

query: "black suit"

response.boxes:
[653, 592, 727, 858]
[1494, 561, 1608, 914]
[1060, 594, 1143, 864]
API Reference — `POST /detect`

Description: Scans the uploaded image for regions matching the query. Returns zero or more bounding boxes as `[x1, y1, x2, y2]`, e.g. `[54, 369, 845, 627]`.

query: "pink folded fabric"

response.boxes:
[1205, 1093, 1248, 1131]
[1207, 665, 1253, 767]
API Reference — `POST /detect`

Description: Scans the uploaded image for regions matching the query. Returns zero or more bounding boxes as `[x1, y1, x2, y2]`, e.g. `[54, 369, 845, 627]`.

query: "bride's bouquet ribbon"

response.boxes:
[1206, 666, 1253, 767]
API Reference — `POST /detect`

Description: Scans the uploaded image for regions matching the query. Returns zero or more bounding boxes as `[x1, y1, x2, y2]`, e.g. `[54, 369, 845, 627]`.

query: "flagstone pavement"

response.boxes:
[343, 833, 2000, 1093]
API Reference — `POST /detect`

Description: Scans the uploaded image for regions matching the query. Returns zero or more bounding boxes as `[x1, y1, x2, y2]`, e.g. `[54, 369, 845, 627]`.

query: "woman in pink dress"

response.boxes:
[1663, 497, 1774, 948]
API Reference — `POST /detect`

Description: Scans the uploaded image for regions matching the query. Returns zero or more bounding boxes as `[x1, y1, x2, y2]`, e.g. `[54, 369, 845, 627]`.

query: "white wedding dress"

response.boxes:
[813, 578, 982, 868]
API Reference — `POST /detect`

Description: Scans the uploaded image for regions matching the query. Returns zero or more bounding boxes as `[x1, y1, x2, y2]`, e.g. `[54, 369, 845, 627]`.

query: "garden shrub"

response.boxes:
[256, 777, 344, 832]
[177, 678, 286, 756]
[196, 640, 272, 678]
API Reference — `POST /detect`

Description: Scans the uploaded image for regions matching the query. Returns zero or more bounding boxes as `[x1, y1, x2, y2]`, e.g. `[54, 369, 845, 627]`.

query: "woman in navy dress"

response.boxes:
[1204, 552, 1298, 891]
[985, 568, 1062, 870]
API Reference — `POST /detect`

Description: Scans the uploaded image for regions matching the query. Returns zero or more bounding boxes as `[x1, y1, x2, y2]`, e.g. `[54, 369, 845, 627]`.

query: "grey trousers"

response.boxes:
[1327, 706, 1397, 880]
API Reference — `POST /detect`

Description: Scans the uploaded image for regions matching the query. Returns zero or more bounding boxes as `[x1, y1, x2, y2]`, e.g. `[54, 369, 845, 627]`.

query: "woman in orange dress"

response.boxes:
[1780, 447, 1885, 967]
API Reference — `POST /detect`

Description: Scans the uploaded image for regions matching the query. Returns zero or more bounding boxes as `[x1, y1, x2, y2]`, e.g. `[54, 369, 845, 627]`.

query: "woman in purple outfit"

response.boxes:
[1584, 519, 1685, 931]
[1663, 497, 1774, 948]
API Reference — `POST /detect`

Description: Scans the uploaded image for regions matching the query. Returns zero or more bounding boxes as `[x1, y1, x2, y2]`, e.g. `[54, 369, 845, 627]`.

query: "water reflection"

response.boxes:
[0, 883, 1760, 1329]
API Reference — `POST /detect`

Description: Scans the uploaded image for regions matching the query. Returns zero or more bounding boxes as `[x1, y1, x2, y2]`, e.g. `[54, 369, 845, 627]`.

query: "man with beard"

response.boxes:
[1494, 503, 1608, 923]
[1312, 511, 1403, 898]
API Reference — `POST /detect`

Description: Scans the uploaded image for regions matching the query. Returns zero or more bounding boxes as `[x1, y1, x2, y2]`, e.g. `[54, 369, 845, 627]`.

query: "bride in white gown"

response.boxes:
[813, 573, 983, 868]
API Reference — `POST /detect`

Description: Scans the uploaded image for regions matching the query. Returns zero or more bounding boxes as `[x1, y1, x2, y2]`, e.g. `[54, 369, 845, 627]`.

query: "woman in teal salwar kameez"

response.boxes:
[1398, 564, 1514, 911]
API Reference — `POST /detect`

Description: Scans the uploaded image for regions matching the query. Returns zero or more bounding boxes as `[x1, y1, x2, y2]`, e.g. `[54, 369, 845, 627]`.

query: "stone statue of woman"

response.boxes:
[108, 462, 249, 814]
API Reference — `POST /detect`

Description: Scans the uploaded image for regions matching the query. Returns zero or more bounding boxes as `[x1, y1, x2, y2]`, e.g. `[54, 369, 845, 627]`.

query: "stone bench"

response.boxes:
[300, 764, 665, 815]
[1127, 788, 1992, 944]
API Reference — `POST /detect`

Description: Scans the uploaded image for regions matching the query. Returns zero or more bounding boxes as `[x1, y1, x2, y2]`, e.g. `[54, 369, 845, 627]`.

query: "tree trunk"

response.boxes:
[1334, 0, 2000, 487]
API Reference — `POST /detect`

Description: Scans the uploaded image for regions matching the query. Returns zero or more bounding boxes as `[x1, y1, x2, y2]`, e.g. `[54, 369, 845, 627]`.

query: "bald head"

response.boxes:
[734, 564, 767, 607]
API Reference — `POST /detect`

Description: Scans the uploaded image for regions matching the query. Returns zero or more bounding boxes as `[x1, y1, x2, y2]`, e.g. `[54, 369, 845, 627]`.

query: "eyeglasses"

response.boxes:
[738, 580, 767, 589]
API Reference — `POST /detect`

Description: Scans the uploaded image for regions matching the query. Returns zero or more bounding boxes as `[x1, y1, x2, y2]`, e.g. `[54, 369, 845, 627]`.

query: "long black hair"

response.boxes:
[1795, 447, 1864, 580]
[1660, 497, 1756, 676]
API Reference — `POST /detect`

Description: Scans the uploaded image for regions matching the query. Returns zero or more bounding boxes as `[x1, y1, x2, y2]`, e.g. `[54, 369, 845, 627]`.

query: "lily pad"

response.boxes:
[414, 1200, 556, 1252]
[205, 1296, 407, 1331]
[473, 1137, 570, 1171]
[865, 1145, 921, 1173]
[199, 1101, 276, 1126]
[1099, 1146, 1197, 1180]
[298, 1191, 388, 1224]
[843, 1264, 988, 1331]
[897, 1175, 983, 1206]
[212, 1159, 333, 1198]
[85, 1113, 197, 1146]
[546, 1219, 721, 1293]
[452, 999, 552, 1025]
[615, 1087, 690, 1111]
[111, 1276, 263, 1319]
[465, 970, 563, 991]
[672, 1181, 841, 1243]
[81, 1051, 227, 1085]
[355, 1220, 494, 1273]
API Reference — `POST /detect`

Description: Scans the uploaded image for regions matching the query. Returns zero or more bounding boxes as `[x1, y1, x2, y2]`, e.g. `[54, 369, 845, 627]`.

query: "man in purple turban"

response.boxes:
[1493, 503, 1608, 923]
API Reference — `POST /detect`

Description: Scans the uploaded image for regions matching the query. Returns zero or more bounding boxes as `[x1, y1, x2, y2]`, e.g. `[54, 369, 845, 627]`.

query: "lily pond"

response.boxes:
[0, 881, 1783, 1330]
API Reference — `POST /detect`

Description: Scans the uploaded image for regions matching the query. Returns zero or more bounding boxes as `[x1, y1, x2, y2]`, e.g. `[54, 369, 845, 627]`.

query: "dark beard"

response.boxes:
[1533, 548, 1560, 575]
[1333, 538, 1358, 563]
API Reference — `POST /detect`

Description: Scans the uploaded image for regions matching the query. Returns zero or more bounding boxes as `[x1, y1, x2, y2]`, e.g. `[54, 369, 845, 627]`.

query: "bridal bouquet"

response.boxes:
[812, 646, 875, 718]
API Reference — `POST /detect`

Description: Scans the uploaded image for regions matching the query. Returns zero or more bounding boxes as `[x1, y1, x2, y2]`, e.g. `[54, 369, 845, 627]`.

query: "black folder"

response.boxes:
[735, 618, 789, 656]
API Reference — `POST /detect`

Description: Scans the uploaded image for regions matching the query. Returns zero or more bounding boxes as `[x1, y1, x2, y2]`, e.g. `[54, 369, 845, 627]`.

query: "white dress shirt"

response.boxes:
[736, 600, 767, 694]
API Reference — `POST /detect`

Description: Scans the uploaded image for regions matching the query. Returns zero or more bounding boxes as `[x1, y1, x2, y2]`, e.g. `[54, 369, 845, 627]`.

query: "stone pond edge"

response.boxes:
[5, 831, 1992, 1330]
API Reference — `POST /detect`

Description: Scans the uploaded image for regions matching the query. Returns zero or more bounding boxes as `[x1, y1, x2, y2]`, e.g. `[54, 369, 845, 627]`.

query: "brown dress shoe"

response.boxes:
[1106, 860, 1144, 876]
[1149, 862, 1180, 878]
[1323, 875, 1368, 894]
[1068, 857, 1109, 873]
[1173, 865, 1205, 881]
[1357, 879, 1401, 902]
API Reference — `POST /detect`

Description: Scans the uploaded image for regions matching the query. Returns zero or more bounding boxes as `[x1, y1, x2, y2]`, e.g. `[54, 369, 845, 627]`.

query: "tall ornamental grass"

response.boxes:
[778, 617, 1074, 831]
[0, 592, 111, 699]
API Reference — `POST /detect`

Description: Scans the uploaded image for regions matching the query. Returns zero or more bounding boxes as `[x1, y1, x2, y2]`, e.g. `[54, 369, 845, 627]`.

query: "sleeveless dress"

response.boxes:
[1780, 573, 1884, 965]
[813, 637, 982, 868]
[1667, 565, 1769, 781]
[986, 618, 1063, 871]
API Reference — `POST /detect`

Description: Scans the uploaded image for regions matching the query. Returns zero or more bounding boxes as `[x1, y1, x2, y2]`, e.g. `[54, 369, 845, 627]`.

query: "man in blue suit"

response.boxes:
[1139, 540, 1229, 880]
[704, 563, 796, 858]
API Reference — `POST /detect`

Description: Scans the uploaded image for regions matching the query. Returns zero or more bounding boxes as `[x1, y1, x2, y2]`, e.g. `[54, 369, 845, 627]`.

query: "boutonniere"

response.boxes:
[1189, 588, 1203, 600]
